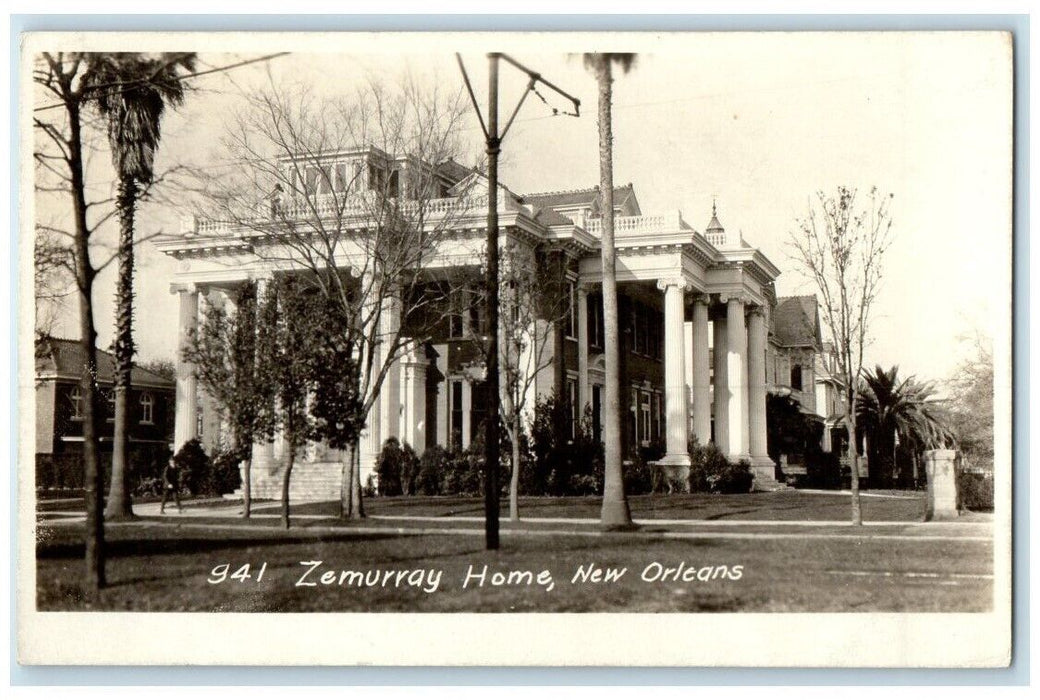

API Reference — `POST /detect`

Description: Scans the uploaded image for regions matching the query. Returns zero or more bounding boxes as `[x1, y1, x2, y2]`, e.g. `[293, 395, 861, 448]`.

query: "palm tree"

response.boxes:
[584, 53, 635, 528]
[857, 365, 952, 487]
[83, 52, 196, 520]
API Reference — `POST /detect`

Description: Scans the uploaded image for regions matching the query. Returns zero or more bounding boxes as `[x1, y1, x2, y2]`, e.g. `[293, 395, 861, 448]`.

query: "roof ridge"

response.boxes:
[523, 183, 633, 199]
[523, 186, 600, 197]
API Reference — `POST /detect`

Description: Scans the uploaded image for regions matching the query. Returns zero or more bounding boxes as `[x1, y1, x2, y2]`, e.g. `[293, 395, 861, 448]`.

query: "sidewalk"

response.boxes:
[40, 498, 991, 543]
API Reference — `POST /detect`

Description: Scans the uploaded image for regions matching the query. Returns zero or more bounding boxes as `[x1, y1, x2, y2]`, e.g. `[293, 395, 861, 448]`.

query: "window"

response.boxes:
[105, 390, 115, 423]
[470, 381, 487, 444]
[639, 391, 652, 446]
[566, 377, 578, 440]
[647, 309, 661, 359]
[591, 385, 602, 443]
[450, 381, 464, 450]
[651, 392, 661, 439]
[140, 391, 154, 425]
[588, 294, 603, 349]
[632, 305, 645, 354]
[69, 386, 83, 421]
[334, 163, 348, 192]
[304, 166, 319, 195]
[566, 281, 577, 339]
[791, 364, 803, 392]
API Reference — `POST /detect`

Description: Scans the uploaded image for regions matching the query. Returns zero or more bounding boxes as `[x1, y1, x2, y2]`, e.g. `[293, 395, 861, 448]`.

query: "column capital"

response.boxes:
[720, 292, 749, 306]
[656, 277, 693, 292]
[169, 282, 198, 295]
[690, 292, 711, 306]
[746, 304, 767, 319]
[576, 282, 592, 297]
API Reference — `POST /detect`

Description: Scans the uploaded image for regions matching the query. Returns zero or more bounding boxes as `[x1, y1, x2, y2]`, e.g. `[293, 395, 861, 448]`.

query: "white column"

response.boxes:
[657, 278, 691, 468]
[173, 283, 199, 451]
[712, 312, 729, 454]
[747, 307, 776, 483]
[197, 288, 222, 455]
[401, 343, 429, 452]
[379, 290, 402, 443]
[725, 295, 749, 460]
[359, 271, 382, 485]
[577, 284, 590, 415]
[434, 344, 448, 447]
[251, 277, 274, 478]
[691, 294, 712, 447]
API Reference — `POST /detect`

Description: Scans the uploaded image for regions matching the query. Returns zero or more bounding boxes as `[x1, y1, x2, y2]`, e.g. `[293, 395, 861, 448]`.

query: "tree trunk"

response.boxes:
[241, 453, 252, 519]
[106, 175, 139, 521]
[509, 418, 521, 522]
[340, 438, 365, 519]
[595, 57, 632, 528]
[281, 443, 294, 530]
[68, 100, 105, 591]
[846, 409, 862, 526]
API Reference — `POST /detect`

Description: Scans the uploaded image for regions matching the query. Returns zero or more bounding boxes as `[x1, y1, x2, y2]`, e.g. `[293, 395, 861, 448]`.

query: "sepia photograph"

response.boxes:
[18, 29, 1014, 667]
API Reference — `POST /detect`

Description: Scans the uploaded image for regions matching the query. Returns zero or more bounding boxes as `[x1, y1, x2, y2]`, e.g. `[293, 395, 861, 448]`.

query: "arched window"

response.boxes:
[69, 386, 83, 420]
[140, 392, 155, 424]
[790, 364, 803, 391]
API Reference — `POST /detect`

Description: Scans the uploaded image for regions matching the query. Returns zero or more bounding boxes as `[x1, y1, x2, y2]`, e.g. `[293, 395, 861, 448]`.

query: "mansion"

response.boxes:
[159, 146, 835, 499]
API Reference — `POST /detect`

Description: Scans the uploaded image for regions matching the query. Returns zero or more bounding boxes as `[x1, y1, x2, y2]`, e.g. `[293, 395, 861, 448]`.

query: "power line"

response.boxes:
[33, 52, 291, 113]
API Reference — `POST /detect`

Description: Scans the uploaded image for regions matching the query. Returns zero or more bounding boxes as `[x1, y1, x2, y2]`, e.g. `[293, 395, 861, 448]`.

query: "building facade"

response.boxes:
[35, 337, 175, 489]
[158, 147, 784, 498]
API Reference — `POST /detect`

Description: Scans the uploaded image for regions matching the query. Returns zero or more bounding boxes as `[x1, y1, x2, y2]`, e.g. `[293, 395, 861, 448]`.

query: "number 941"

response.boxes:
[208, 562, 267, 584]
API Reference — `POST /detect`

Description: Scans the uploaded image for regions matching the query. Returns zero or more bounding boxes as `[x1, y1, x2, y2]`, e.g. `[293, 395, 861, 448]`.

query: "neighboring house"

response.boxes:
[159, 145, 784, 498]
[35, 336, 175, 489]
[764, 296, 853, 476]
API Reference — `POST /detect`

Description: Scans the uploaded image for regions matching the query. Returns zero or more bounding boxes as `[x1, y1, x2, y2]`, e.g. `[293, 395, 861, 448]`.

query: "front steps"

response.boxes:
[225, 461, 343, 502]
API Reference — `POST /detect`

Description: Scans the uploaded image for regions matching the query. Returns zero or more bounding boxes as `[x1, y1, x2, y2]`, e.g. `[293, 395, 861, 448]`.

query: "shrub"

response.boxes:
[174, 438, 211, 496]
[688, 440, 753, 494]
[529, 393, 604, 496]
[440, 446, 484, 496]
[375, 437, 419, 496]
[209, 448, 243, 496]
[415, 444, 450, 496]
[957, 469, 994, 512]
[363, 474, 377, 498]
[623, 457, 654, 495]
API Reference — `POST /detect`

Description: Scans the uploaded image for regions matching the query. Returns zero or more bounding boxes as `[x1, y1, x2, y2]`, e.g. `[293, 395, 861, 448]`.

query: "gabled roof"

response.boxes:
[35, 337, 175, 388]
[530, 206, 577, 227]
[773, 296, 822, 348]
[521, 184, 640, 216]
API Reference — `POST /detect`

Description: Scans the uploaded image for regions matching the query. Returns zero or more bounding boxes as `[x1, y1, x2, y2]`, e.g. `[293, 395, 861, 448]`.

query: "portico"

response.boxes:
[160, 151, 784, 496]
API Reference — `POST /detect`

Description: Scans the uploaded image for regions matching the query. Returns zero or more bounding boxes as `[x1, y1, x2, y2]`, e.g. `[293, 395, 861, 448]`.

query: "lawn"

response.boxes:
[299, 490, 932, 522]
[35, 518, 993, 613]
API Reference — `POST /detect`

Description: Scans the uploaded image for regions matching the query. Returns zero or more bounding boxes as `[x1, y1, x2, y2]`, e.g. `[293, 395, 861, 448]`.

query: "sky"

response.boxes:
[33, 32, 1012, 384]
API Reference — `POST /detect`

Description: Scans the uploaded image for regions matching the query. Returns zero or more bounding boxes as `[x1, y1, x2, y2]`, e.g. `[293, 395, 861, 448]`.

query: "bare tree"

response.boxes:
[33, 52, 107, 591]
[463, 239, 571, 521]
[197, 73, 473, 519]
[789, 186, 893, 525]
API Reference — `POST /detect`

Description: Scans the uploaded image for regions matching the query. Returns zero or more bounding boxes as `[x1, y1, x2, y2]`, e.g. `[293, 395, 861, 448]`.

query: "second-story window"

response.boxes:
[566, 281, 577, 339]
[69, 385, 83, 421]
[588, 294, 603, 349]
[791, 364, 803, 391]
[140, 391, 154, 425]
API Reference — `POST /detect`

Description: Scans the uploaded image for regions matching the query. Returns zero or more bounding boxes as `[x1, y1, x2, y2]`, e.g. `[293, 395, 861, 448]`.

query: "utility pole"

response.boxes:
[457, 52, 580, 550]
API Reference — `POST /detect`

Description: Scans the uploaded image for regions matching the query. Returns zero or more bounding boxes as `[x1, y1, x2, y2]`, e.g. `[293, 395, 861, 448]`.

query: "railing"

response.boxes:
[584, 212, 687, 236]
[183, 192, 496, 237]
[705, 231, 727, 247]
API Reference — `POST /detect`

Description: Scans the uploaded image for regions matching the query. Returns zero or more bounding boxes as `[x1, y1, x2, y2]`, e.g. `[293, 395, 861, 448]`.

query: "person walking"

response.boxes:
[159, 455, 184, 514]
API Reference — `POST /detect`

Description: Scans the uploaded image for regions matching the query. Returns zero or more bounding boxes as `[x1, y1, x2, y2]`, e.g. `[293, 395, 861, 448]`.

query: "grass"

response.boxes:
[244, 490, 933, 522]
[35, 518, 992, 613]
